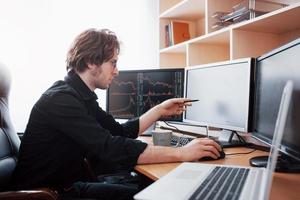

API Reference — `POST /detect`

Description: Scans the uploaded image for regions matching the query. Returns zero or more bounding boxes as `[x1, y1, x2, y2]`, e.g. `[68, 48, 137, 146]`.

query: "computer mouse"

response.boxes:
[199, 150, 226, 161]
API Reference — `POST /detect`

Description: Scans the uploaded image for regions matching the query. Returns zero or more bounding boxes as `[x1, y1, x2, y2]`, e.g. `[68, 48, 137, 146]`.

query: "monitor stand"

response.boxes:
[218, 129, 249, 148]
[249, 155, 300, 172]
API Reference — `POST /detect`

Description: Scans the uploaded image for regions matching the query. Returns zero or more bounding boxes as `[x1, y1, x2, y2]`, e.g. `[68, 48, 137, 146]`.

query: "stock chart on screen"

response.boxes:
[106, 69, 184, 121]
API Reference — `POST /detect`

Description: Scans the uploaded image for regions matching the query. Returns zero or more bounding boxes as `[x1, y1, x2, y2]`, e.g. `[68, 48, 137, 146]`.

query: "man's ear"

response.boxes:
[86, 63, 91, 69]
[86, 63, 96, 70]
[84, 58, 94, 69]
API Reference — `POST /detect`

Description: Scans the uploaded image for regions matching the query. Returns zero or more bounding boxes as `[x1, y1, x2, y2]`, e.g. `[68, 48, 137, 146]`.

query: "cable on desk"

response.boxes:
[162, 121, 209, 137]
[162, 121, 181, 132]
[225, 149, 257, 156]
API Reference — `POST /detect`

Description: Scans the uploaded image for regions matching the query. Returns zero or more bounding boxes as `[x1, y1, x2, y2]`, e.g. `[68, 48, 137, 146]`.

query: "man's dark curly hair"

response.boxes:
[66, 28, 120, 72]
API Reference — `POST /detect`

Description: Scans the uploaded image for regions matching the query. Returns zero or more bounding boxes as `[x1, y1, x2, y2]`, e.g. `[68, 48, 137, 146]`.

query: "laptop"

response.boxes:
[134, 80, 293, 200]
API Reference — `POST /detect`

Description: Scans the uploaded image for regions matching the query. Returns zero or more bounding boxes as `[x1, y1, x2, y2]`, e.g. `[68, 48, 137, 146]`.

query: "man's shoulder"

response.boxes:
[45, 80, 75, 94]
[42, 80, 80, 100]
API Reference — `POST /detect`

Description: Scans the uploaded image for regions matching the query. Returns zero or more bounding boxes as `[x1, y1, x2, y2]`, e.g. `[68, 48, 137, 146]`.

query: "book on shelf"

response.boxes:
[164, 23, 171, 47]
[165, 21, 190, 47]
[171, 21, 190, 45]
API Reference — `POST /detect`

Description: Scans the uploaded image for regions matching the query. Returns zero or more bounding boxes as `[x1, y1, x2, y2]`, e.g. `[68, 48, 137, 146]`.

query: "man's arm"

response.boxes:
[137, 98, 223, 163]
[139, 98, 190, 134]
[137, 138, 222, 164]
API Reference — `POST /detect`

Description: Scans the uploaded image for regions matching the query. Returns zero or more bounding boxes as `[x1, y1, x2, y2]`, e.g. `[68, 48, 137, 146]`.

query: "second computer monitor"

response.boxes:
[107, 68, 184, 121]
[184, 58, 254, 133]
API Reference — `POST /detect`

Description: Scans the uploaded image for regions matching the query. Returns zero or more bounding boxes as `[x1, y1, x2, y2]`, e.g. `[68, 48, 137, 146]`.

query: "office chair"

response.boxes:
[0, 62, 59, 199]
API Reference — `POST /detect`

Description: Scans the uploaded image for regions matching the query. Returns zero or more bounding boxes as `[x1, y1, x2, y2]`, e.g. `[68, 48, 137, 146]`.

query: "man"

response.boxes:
[12, 29, 221, 199]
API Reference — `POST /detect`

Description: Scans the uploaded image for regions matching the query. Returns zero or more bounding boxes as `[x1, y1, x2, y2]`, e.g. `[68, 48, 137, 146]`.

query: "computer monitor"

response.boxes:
[183, 58, 254, 146]
[250, 38, 300, 172]
[106, 68, 184, 121]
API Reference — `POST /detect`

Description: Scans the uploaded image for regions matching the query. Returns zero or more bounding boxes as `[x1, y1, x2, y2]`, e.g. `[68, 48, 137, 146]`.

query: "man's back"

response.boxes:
[12, 79, 88, 189]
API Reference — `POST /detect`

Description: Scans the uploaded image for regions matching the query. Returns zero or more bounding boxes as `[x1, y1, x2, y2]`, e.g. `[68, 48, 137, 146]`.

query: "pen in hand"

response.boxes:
[184, 99, 199, 103]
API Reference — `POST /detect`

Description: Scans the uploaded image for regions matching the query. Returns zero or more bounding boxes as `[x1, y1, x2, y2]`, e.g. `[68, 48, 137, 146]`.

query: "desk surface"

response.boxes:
[135, 137, 300, 200]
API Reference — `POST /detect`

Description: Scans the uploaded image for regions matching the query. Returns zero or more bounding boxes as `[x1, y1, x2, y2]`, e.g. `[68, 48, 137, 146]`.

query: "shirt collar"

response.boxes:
[64, 70, 98, 101]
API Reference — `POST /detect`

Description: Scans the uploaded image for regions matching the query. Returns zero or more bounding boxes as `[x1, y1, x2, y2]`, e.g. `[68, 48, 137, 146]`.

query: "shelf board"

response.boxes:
[190, 28, 230, 45]
[266, 0, 300, 4]
[160, 28, 230, 53]
[160, 42, 187, 53]
[233, 2, 300, 33]
[160, 0, 205, 20]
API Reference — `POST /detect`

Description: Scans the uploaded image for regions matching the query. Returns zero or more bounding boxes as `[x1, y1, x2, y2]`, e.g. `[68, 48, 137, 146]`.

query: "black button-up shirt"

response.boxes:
[12, 70, 147, 189]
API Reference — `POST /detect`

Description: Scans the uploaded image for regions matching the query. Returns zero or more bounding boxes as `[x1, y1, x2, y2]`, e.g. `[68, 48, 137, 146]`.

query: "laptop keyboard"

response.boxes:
[171, 135, 194, 147]
[189, 166, 249, 200]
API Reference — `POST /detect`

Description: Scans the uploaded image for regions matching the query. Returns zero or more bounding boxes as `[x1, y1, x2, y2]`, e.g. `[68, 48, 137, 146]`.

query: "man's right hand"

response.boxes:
[178, 138, 222, 161]
[137, 137, 222, 164]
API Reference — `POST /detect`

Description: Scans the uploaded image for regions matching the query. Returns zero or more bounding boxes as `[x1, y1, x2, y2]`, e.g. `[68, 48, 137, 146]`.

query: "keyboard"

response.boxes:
[171, 135, 194, 147]
[189, 166, 249, 200]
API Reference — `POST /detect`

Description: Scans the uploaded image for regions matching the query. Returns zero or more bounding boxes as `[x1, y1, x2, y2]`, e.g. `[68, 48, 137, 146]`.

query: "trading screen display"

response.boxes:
[107, 69, 184, 121]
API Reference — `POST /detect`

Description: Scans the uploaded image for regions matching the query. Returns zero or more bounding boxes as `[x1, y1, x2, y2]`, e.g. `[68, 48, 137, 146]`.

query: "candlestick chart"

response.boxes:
[107, 69, 184, 121]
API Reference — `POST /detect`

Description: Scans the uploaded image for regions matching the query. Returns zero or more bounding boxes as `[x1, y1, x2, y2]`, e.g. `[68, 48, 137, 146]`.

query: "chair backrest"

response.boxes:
[0, 62, 20, 191]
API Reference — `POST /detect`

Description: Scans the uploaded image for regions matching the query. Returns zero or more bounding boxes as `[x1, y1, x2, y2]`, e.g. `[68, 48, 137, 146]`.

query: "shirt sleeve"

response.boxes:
[95, 106, 140, 139]
[39, 93, 147, 167]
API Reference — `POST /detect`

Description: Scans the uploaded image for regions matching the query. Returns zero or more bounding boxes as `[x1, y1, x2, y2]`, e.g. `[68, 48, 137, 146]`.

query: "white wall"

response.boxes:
[0, 0, 159, 132]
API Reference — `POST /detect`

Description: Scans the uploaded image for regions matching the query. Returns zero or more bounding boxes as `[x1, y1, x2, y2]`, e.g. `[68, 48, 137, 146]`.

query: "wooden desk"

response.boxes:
[135, 137, 300, 200]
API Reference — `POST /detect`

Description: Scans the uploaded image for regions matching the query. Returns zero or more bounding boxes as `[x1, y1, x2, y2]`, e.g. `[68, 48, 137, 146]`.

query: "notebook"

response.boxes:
[134, 80, 293, 200]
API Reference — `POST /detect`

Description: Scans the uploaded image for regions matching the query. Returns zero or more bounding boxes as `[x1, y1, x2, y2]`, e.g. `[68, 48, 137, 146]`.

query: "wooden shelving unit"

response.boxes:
[159, 0, 300, 68]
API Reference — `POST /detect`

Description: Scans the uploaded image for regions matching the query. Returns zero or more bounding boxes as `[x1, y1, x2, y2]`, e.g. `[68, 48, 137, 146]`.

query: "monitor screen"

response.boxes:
[106, 68, 184, 121]
[252, 38, 300, 162]
[184, 58, 254, 132]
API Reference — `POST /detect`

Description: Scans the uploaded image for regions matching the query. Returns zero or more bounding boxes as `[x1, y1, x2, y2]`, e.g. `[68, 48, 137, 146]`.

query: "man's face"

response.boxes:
[90, 50, 119, 90]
